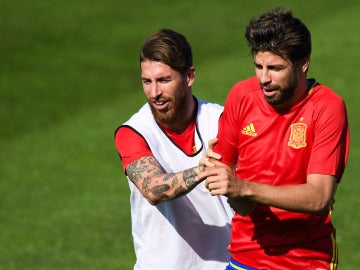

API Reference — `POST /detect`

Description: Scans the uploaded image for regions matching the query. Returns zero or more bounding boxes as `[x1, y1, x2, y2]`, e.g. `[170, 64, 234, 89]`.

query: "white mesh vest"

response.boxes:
[122, 98, 233, 270]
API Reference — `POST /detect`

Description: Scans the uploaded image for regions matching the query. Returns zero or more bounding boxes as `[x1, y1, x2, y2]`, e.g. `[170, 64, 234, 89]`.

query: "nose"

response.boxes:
[150, 82, 162, 98]
[259, 69, 271, 85]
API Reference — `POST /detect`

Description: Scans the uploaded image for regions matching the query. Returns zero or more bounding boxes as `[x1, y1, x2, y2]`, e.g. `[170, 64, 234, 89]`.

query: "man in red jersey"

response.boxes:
[114, 29, 233, 270]
[198, 7, 350, 270]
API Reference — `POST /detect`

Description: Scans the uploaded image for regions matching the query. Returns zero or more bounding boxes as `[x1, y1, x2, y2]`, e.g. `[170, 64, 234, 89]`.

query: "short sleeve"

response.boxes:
[213, 85, 241, 165]
[114, 126, 153, 173]
[307, 97, 350, 181]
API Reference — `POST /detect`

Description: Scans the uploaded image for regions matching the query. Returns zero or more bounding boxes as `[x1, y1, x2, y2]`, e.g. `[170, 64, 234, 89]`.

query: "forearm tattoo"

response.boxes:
[183, 168, 197, 189]
[127, 157, 162, 183]
[126, 156, 198, 201]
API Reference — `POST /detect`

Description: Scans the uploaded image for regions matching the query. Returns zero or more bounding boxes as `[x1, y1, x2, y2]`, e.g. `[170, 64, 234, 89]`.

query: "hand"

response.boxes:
[198, 138, 222, 172]
[202, 164, 242, 196]
[227, 197, 255, 216]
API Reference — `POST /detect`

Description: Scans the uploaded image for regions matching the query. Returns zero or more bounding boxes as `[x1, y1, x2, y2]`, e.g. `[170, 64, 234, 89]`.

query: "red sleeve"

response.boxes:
[213, 83, 241, 165]
[114, 126, 153, 173]
[307, 96, 350, 181]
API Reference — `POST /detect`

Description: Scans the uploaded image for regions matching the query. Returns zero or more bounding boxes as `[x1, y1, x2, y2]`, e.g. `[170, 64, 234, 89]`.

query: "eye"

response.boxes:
[159, 78, 171, 83]
[268, 64, 286, 72]
[270, 66, 283, 72]
[142, 79, 151, 85]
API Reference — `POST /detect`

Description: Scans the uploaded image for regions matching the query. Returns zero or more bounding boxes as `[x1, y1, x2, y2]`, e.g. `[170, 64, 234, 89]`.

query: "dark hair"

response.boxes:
[140, 29, 193, 75]
[245, 7, 311, 63]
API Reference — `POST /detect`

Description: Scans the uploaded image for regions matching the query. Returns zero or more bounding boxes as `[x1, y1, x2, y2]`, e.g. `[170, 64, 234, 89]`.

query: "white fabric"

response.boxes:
[123, 99, 233, 270]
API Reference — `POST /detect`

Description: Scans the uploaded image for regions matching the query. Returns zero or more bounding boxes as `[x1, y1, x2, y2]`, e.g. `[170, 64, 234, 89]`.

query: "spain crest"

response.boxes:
[288, 123, 307, 149]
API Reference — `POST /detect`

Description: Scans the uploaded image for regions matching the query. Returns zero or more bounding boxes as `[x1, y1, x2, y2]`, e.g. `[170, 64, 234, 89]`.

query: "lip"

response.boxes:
[152, 100, 169, 111]
[262, 87, 278, 97]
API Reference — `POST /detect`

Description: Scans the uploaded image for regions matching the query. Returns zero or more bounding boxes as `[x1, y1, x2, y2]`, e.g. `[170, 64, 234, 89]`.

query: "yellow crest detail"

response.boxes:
[288, 123, 307, 149]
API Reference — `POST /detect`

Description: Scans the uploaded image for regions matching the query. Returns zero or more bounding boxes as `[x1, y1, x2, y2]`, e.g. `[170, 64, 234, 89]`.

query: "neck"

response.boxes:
[274, 78, 310, 111]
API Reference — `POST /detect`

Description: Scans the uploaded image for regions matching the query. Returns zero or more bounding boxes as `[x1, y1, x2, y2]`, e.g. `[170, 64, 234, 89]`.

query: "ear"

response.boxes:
[301, 57, 310, 73]
[186, 66, 195, 87]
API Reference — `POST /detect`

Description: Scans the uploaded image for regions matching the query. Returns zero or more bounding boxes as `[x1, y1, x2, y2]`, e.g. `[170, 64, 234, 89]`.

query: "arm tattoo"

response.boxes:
[127, 159, 147, 182]
[183, 168, 197, 189]
[172, 175, 179, 187]
[127, 156, 163, 183]
[127, 156, 198, 201]
[150, 184, 170, 200]
[174, 185, 186, 196]
[127, 156, 170, 200]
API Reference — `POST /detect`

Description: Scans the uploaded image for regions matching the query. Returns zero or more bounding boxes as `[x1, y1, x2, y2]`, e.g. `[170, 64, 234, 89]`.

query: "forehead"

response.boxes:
[254, 51, 290, 66]
[141, 60, 178, 78]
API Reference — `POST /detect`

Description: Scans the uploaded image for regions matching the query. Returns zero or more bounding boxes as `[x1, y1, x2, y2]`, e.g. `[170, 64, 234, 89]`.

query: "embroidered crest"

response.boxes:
[288, 123, 307, 149]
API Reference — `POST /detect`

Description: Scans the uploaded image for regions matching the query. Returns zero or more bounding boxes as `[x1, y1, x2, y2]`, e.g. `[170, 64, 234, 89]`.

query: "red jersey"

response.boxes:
[214, 76, 350, 268]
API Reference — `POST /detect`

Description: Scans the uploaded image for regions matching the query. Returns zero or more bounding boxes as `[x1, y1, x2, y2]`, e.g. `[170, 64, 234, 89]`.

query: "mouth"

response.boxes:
[152, 100, 169, 111]
[262, 87, 278, 98]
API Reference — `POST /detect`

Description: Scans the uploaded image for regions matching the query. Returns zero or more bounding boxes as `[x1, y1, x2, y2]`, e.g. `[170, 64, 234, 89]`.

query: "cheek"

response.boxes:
[255, 68, 262, 79]
[274, 71, 292, 87]
[142, 85, 151, 97]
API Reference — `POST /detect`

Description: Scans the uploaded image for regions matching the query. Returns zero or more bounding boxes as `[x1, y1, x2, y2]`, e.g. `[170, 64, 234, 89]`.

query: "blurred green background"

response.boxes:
[1, 0, 359, 269]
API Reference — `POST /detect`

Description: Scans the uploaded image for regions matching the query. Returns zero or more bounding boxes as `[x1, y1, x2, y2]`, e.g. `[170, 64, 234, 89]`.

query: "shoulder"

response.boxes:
[227, 76, 260, 100]
[308, 82, 348, 126]
[114, 103, 155, 154]
[125, 103, 153, 124]
[196, 98, 223, 114]
[231, 76, 260, 92]
[119, 103, 158, 135]
[115, 125, 143, 141]
[310, 82, 347, 111]
[223, 77, 261, 111]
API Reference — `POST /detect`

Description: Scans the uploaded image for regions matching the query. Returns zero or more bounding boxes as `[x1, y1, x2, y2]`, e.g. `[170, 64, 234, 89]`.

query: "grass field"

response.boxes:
[1, 0, 359, 269]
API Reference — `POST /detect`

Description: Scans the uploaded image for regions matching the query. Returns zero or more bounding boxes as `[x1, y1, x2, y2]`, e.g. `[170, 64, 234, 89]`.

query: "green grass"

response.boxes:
[1, 0, 359, 269]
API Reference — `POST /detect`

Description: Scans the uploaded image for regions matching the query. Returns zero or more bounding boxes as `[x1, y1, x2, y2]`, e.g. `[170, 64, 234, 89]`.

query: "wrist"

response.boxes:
[183, 167, 198, 189]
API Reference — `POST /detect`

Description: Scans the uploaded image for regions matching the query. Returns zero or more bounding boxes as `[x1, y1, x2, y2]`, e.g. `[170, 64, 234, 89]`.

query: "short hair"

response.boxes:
[140, 29, 193, 75]
[245, 7, 311, 63]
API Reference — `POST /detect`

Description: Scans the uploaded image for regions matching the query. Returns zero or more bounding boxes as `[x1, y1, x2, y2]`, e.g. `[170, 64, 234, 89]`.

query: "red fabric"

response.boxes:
[214, 76, 349, 267]
[115, 126, 153, 172]
[158, 121, 196, 155]
[115, 120, 196, 172]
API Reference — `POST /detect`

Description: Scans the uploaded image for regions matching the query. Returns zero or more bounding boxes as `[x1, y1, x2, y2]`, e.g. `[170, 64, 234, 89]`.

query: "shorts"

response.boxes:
[225, 258, 257, 270]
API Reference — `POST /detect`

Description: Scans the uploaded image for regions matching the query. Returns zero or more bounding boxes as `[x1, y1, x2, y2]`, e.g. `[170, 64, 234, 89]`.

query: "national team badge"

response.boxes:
[288, 123, 307, 149]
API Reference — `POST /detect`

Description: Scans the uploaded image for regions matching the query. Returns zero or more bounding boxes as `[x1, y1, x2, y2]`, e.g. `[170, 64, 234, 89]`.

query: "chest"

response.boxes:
[235, 102, 315, 184]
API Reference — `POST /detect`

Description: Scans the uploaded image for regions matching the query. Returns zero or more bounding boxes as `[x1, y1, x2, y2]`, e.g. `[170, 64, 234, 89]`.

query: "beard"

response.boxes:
[261, 72, 298, 107]
[149, 89, 188, 125]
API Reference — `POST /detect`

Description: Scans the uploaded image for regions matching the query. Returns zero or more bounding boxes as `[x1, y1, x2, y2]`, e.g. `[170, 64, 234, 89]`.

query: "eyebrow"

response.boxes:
[141, 75, 172, 80]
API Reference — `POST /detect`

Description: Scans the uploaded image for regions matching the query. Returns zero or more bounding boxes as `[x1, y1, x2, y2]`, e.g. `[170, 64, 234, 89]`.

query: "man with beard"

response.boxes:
[114, 29, 233, 270]
[198, 7, 350, 270]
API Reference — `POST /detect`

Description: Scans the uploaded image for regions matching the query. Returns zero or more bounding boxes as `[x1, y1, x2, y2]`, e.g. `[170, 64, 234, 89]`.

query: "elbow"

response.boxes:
[311, 206, 328, 215]
[146, 198, 160, 205]
[309, 199, 332, 215]
[144, 192, 168, 205]
[144, 194, 160, 205]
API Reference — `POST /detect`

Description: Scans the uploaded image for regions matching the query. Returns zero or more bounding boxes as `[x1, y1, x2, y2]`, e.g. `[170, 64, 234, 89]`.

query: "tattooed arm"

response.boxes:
[126, 156, 203, 205]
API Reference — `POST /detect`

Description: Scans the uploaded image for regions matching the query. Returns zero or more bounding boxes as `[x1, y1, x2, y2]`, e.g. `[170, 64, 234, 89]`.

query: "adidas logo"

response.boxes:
[242, 123, 257, 137]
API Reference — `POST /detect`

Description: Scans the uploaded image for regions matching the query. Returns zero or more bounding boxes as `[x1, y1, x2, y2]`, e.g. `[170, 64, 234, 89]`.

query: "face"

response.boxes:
[141, 60, 194, 125]
[254, 51, 306, 109]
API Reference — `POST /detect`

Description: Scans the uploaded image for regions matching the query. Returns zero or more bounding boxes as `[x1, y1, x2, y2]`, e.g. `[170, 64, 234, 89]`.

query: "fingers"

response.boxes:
[206, 181, 221, 196]
[207, 181, 229, 196]
[208, 137, 218, 149]
[198, 162, 206, 172]
[204, 170, 228, 195]
[198, 149, 222, 172]
[206, 149, 222, 161]
[199, 156, 215, 170]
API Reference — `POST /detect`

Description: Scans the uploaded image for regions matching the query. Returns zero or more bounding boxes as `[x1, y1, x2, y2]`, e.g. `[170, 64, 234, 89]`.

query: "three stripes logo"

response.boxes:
[242, 123, 257, 137]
